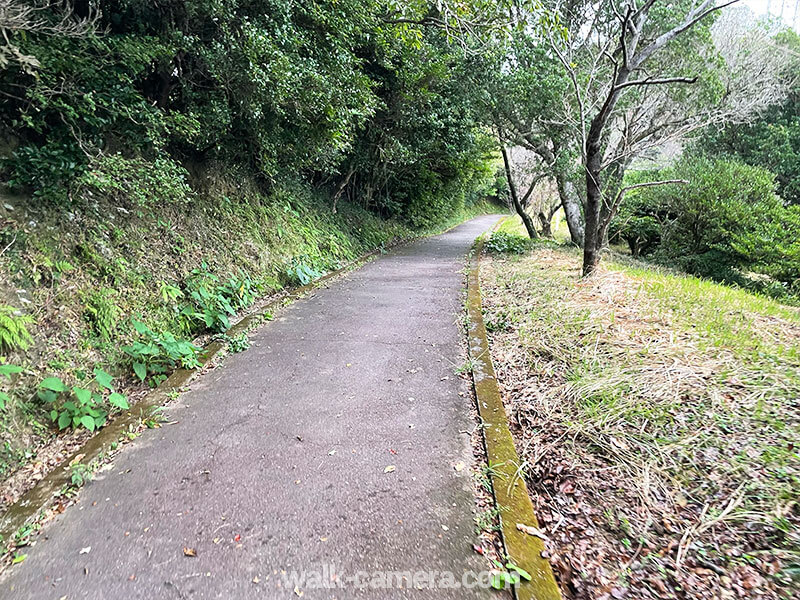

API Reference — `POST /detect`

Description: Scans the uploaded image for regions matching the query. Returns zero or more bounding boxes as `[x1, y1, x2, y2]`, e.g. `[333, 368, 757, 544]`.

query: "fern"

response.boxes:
[0, 305, 34, 353]
[83, 289, 119, 339]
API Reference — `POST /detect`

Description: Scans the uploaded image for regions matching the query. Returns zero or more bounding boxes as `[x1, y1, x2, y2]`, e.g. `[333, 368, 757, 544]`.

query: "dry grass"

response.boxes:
[481, 245, 799, 599]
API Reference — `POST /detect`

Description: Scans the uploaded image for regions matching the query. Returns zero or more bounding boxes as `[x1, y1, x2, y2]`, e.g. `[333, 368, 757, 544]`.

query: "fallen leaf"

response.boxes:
[252, 576, 260, 584]
[183, 547, 197, 557]
[473, 544, 485, 555]
[294, 586, 304, 597]
[454, 461, 465, 472]
[610, 437, 629, 451]
[517, 523, 548, 540]
[559, 479, 576, 494]
[234, 534, 241, 542]
[384, 465, 396, 473]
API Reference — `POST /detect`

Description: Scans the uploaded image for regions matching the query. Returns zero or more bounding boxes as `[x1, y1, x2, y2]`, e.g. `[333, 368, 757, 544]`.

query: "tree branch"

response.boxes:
[633, 0, 742, 69]
[615, 75, 698, 90]
[599, 179, 689, 235]
[613, 179, 689, 206]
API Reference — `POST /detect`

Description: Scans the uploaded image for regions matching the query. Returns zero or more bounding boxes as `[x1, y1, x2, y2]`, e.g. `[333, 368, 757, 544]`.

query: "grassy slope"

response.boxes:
[480, 228, 799, 598]
[0, 174, 497, 508]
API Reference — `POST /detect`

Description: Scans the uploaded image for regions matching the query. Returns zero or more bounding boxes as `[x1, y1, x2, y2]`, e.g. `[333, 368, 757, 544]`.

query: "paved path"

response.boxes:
[2, 215, 504, 599]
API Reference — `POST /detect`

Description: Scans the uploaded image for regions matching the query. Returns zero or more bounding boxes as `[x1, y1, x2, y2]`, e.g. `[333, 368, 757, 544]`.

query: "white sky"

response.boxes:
[741, 0, 800, 29]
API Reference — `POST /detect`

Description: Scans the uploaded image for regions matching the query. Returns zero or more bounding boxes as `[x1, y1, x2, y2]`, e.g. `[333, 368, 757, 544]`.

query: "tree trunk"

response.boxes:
[583, 122, 606, 276]
[555, 173, 585, 246]
[583, 61, 630, 276]
[501, 145, 539, 239]
[331, 165, 355, 214]
[537, 211, 552, 237]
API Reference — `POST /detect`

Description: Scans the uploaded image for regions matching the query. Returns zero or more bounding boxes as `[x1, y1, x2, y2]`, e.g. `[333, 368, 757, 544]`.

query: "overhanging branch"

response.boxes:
[614, 75, 698, 90]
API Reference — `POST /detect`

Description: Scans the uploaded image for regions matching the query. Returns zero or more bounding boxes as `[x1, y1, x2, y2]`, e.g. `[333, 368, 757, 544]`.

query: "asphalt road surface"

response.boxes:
[2, 214, 505, 599]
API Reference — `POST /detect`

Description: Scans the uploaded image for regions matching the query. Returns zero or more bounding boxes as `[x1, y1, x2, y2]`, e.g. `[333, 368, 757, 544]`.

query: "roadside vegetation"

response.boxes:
[2, 0, 799, 594]
[0, 0, 503, 510]
[481, 225, 799, 598]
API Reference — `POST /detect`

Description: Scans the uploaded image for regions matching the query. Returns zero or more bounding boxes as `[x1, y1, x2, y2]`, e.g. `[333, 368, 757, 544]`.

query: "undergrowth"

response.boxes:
[481, 246, 799, 598]
[0, 170, 499, 506]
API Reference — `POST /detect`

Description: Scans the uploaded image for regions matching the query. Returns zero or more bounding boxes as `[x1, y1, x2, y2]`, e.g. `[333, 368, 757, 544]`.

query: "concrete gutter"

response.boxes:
[0, 247, 379, 544]
[467, 226, 562, 600]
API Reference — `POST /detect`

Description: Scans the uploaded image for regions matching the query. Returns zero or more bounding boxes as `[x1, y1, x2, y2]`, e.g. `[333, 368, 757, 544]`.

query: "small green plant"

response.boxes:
[224, 332, 250, 353]
[483, 309, 510, 333]
[177, 265, 261, 333]
[474, 507, 501, 533]
[159, 282, 183, 303]
[143, 406, 168, 428]
[454, 359, 476, 375]
[69, 462, 93, 487]
[83, 288, 120, 339]
[485, 232, 530, 255]
[0, 364, 22, 409]
[123, 320, 201, 385]
[181, 265, 235, 332]
[286, 259, 323, 286]
[38, 367, 129, 431]
[219, 272, 261, 309]
[0, 306, 34, 353]
[489, 559, 532, 590]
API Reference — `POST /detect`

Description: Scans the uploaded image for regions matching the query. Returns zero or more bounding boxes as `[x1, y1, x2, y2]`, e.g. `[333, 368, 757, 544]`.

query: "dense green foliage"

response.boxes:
[485, 231, 530, 254]
[611, 157, 800, 299]
[0, 1, 502, 466]
[0, 0, 496, 225]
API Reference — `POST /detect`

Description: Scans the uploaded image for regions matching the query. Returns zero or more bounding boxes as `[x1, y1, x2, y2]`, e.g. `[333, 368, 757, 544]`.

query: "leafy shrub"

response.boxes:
[218, 272, 262, 311]
[123, 320, 201, 385]
[83, 288, 120, 339]
[485, 232, 530, 254]
[6, 142, 86, 201]
[611, 158, 800, 294]
[608, 189, 663, 257]
[38, 367, 129, 431]
[76, 154, 194, 207]
[285, 260, 323, 286]
[0, 306, 34, 353]
[223, 333, 250, 353]
[178, 265, 261, 333]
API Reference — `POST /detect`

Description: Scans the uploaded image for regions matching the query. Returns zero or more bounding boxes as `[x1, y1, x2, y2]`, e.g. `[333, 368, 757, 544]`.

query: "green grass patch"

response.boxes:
[481, 246, 800, 595]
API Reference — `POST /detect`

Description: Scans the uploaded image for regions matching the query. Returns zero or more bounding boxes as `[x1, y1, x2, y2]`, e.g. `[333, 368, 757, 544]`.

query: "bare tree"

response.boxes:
[499, 143, 540, 238]
[548, 0, 793, 275]
[0, 0, 100, 73]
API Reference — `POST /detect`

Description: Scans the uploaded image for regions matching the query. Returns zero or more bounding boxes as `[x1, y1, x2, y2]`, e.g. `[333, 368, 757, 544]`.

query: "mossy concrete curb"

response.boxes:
[467, 227, 562, 600]
[0, 248, 379, 544]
